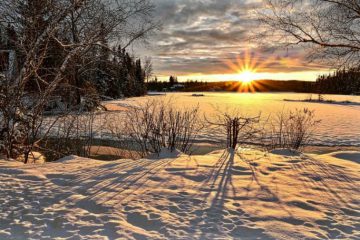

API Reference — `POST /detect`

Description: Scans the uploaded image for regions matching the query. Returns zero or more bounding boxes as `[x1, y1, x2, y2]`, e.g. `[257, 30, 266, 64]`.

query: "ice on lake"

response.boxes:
[106, 92, 360, 146]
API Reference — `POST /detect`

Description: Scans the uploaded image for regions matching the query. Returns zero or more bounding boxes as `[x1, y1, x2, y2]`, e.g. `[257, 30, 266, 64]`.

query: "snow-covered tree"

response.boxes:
[0, 0, 158, 162]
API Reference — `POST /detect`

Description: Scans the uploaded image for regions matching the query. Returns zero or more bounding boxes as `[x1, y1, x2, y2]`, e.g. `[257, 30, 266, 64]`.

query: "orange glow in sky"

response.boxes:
[155, 50, 332, 82]
[222, 51, 272, 92]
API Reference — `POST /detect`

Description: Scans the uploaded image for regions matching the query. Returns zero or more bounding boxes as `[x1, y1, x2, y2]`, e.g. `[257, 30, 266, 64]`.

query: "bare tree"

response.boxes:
[264, 108, 321, 150]
[39, 110, 98, 161]
[124, 99, 203, 156]
[144, 57, 153, 83]
[0, 0, 158, 162]
[208, 109, 261, 150]
[256, 0, 360, 68]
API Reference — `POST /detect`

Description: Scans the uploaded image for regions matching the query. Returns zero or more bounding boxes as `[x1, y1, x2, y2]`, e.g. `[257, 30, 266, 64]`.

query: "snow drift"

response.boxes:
[0, 148, 359, 239]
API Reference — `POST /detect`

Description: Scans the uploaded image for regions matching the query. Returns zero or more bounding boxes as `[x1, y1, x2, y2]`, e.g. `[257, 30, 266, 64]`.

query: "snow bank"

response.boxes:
[0, 149, 359, 239]
[148, 148, 183, 159]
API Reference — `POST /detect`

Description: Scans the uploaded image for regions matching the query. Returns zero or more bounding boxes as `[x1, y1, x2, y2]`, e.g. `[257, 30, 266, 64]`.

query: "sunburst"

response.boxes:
[223, 50, 274, 93]
[238, 70, 255, 83]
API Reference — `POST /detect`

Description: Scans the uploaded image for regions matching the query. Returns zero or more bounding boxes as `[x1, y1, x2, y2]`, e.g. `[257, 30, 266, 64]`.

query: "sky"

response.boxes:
[139, 0, 332, 82]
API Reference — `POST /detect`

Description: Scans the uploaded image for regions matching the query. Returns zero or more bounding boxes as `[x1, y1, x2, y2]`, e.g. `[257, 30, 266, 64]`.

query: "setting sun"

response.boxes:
[1, 0, 359, 239]
[222, 51, 269, 92]
[238, 70, 255, 83]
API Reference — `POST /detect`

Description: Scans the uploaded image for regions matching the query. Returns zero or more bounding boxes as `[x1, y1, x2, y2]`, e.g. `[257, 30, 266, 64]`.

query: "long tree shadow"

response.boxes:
[210, 150, 236, 208]
[194, 149, 273, 239]
[237, 151, 294, 218]
[290, 154, 360, 209]
[0, 157, 178, 239]
[287, 154, 360, 239]
[0, 168, 125, 239]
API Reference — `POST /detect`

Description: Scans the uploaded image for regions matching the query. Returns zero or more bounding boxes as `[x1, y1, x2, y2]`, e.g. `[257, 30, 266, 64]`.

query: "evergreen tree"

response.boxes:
[93, 23, 111, 96]
[316, 68, 360, 94]
[6, 1, 149, 103]
[169, 75, 177, 86]
[135, 59, 146, 96]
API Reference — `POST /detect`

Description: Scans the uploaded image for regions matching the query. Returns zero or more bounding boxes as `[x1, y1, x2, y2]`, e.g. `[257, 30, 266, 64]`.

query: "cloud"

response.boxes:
[139, 0, 330, 80]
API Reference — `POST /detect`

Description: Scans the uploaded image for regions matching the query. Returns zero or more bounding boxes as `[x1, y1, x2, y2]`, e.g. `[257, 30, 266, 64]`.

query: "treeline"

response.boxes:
[22, 23, 149, 108]
[316, 69, 360, 95]
[0, 0, 157, 162]
[35, 39, 148, 109]
[147, 79, 315, 93]
[1, 0, 151, 110]
[148, 70, 360, 95]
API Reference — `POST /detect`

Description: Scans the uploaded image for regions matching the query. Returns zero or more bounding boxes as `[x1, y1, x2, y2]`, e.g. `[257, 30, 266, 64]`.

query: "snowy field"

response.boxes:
[1, 92, 359, 240]
[104, 92, 360, 146]
[0, 148, 359, 239]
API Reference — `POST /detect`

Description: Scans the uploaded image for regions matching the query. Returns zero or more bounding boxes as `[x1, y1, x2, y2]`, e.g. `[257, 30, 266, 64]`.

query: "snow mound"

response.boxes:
[55, 155, 79, 163]
[148, 148, 183, 159]
[55, 155, 105, 164]
[0, 149, 359, 239]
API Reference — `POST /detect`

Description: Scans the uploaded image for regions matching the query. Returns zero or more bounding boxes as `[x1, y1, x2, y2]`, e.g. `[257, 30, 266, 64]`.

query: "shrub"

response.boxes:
[265, 108, 321, 150]
[208, 109, 261, 150]
[40, 111, 97, 161]
[124, 99, 202, 156]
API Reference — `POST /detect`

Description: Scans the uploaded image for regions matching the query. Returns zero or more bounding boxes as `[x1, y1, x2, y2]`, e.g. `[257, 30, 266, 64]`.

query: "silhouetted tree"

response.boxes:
[257, 0, 360, 69]
[316, 68, 360, 95]
[144, 57, 153, 83]
[135, 59, 146, 96]
[169, 75, 178, 86]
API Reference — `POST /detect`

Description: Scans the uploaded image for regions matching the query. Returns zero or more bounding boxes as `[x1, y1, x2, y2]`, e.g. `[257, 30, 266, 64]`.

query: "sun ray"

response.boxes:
[222, 50, 274, 93]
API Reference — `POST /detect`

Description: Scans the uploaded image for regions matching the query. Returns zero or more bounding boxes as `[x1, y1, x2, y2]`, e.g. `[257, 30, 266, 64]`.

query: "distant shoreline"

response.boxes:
[146, 79, 360, 96]
[147, 90, 360, 97]
[283, 98, 360, 106]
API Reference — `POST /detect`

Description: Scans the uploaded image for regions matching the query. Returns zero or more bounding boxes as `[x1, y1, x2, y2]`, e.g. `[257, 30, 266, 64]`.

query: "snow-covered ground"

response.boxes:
[0, 148, 359, 239]
[104, 92, 360, 146]
[43, 92, 360, 148]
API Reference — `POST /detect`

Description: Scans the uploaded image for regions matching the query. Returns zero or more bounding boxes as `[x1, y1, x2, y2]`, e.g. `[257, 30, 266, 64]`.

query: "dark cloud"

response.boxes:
[140, 0, 329, 80]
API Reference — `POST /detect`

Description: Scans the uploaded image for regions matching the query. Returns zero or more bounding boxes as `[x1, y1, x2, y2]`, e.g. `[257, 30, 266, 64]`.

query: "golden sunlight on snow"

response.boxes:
[0, 148, 359, 239]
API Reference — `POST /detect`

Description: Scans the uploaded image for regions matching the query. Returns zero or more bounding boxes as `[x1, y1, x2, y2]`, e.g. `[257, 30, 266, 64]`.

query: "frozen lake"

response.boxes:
[107, 92, 360, 147]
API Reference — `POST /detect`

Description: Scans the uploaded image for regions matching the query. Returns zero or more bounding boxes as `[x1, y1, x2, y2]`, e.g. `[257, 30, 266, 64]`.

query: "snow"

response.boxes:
[0, 148, 359, 239]
[269, 148, 301, 156]
[284, 98, 360, 106]
[103, 92, 360, 146]
[148, 148, 183, 159]
[326, 151, 360, 163]
[43, 92, 360, 148]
